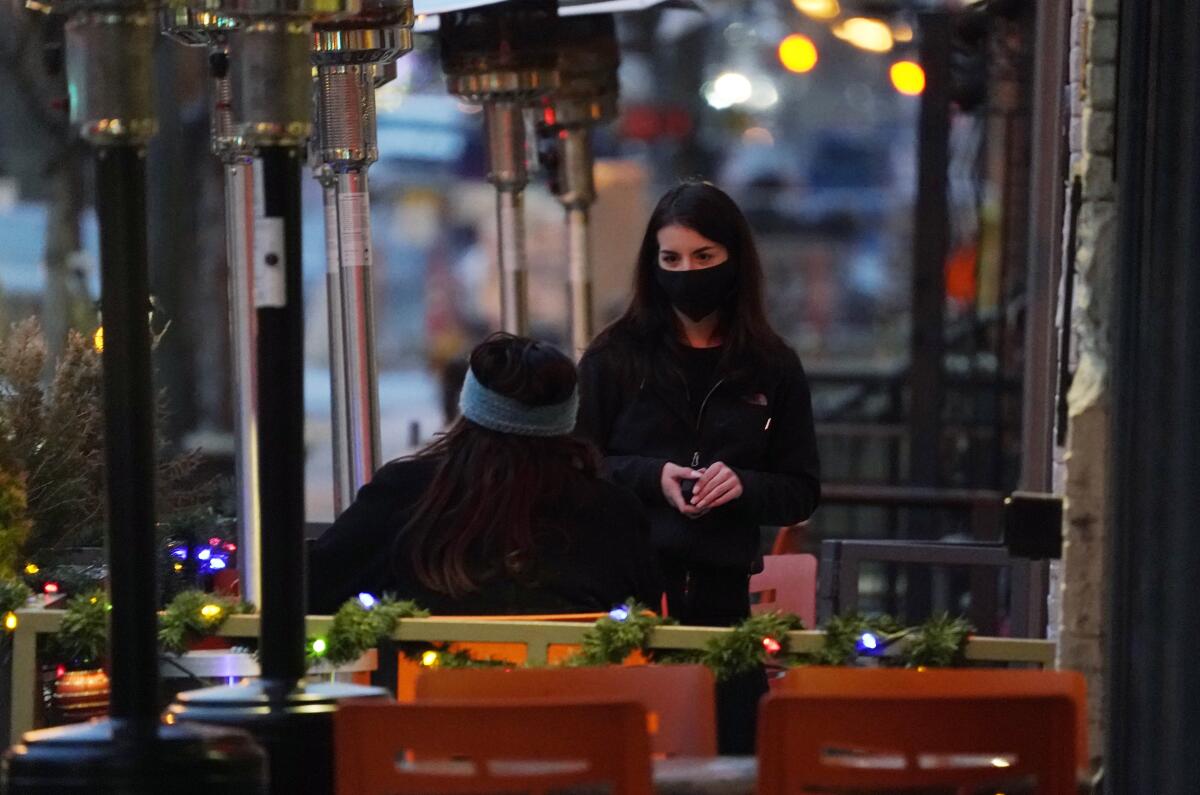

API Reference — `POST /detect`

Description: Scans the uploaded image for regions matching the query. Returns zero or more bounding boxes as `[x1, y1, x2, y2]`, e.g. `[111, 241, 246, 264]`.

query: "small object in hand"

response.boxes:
[680, 479, 696, 503]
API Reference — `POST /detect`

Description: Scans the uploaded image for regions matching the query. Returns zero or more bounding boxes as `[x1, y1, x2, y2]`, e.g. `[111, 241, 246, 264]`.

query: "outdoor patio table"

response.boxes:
[651, 756, 757, 795]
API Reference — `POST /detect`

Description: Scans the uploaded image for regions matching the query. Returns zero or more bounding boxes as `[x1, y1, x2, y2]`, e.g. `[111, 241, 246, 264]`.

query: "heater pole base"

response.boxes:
[169, 679, 387, 795]
[2, 719, 267, 795]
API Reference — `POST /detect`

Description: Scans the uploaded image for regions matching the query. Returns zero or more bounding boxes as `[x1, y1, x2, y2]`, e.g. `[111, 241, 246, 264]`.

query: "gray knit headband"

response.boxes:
[458, 368, 578, 437]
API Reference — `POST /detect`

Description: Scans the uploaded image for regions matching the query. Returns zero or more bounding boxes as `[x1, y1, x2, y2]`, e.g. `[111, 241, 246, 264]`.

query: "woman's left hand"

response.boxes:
[690, 461, 744, 511]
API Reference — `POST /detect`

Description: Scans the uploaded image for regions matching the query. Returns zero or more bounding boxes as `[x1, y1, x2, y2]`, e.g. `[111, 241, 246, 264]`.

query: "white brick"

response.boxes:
[1083, 108, 1114, 155]
[1069, 113, 1083, 153]
[1088, 63, 1117, 109]
[1088, 18, 1119, 63]
[1080, 153, 1115, 200]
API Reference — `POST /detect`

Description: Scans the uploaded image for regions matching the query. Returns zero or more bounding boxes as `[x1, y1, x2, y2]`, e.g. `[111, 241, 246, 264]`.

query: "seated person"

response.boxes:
[309, 333, 662, 615]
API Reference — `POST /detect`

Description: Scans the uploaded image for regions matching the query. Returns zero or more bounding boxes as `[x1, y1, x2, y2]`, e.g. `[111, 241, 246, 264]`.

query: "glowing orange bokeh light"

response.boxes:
[890, 60, 926, 95]
[778, 34, 819, 74]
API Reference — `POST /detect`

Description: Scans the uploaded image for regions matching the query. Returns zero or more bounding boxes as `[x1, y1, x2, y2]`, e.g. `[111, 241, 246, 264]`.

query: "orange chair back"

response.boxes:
[760, 670, 1079, 794]
[415, 664, 717, 757]
[778, 667, 1089, 771]
[334, 699, 653, 795]
[749, 554, 817, 627]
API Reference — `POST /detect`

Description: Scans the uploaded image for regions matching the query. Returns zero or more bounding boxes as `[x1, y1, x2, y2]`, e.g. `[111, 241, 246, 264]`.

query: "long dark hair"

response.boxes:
[398, 334, 598, 597]
[591, 180, 792, 386]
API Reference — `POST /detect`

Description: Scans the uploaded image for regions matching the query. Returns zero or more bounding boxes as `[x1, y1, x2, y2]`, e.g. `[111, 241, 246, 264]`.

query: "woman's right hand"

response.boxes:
[661, 462, 705, 517]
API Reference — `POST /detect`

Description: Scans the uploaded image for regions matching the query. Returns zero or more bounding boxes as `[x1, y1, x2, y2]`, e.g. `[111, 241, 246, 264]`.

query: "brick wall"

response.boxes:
[1055, 0, 1117, 769]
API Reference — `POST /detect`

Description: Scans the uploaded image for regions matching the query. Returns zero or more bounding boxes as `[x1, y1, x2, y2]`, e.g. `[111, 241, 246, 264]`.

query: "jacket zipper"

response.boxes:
[691, 378, 726, 468]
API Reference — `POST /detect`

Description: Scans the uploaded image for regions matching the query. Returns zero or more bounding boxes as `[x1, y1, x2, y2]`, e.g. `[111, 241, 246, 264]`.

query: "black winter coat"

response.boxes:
[308, 458, 662, 615]
[576, 343, 821, 569]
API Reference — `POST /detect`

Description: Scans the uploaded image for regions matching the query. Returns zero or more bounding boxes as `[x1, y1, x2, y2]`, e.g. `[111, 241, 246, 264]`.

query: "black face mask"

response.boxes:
[655, 260, 737, 322]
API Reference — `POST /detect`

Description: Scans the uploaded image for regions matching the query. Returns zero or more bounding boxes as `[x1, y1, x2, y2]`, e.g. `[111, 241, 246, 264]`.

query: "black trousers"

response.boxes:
[659, 556, 767, 754]
[660, 557, 752, 627]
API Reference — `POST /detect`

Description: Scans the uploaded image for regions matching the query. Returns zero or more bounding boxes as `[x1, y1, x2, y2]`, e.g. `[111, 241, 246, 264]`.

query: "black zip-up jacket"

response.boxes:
[576, 342, 821, 569]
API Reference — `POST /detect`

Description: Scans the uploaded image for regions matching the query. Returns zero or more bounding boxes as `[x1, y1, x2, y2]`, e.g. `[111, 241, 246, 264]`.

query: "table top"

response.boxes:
[652, 756, 757, 795]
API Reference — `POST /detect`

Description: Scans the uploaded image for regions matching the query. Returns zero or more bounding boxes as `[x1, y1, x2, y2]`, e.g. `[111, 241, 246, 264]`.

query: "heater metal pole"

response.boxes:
[254, 143, 308, 684]
[160, 14, 264, 605]
[225, 155, 263, 605]
[3, 4, 266, 791]
[167, 7, 387, 794]
[541, 13, 618, 358]
[486, 101, 530, 335]
[566, 203, 591, 354]
[96, 143, 158, 730]
[440, 0, 558, 337]
[312, 3, 412, 508]
[318, 169, 355, 512]
[336, 168, 382, 491]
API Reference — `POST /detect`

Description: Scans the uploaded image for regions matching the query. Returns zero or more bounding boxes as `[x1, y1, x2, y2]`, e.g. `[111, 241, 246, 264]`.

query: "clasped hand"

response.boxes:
[660, 461, 744, 518]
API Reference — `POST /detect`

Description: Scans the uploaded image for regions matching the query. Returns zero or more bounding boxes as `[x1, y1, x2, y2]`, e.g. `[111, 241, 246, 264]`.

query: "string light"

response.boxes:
[890, 60, 926, 95]
[832, 17, 894, 53]
[173, 563, 184, 572]
[856, 632, 880, 653]
[608, 605, 631, 622]
[778, 34, 819, 74]
[792, 0, 839, 20]
[311, 638, 327, 656]
[200, 604, 222, 619]
[420, 650, 440, 667]
[762, 636, 782, 655]
[357, 593, 377, 610]
[93, 326, 104, 353]
[43, 582, 59, 595]
[4, 612, 17, 631]
[23, 563, 38, 575]
[208, 558, 227, 571]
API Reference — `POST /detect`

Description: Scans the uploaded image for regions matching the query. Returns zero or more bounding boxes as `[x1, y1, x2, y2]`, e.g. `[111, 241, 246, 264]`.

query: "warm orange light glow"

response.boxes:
[93, 326, 103, 353]
[4, 612, 17, 632]
[792, 0, 840, 20]
[778, 34, 819, 74]
[833, 17, 894, 53]
[890, 60, 926, 95]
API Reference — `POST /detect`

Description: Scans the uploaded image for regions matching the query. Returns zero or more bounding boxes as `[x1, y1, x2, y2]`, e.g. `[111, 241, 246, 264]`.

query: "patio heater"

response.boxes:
[539, 12, 619, 357]
[159, 7, 263, 606]
[311, 0, 414, 513]
[437, 0, 559, 335]
[164, 4, 388, 794]
[1, 2, 267, 792]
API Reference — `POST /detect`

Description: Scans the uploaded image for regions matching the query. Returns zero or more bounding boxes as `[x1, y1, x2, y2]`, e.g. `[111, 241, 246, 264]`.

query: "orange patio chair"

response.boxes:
[759, 670, 1079, 794]
[749, 554, 818, 627]
[334, 698, 653, 795]
[778, 667, 1089, 774]
[415, 664, 717, 757]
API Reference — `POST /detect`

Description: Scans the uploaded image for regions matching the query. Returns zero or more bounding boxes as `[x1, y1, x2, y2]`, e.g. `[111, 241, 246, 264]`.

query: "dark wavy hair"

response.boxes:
[396, 333, 598, 597]
[590, 180, 792, 386]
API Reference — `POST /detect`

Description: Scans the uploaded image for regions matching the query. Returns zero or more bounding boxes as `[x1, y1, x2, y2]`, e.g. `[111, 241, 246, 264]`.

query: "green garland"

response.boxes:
[56, 590, 110, 667]
[902, 613, 973, 668]
[48, 585, 973, 679]
[159, 590, 253, 656]
[0, 576, 31, 617]
[697, 612, 805, 680]
[317, 596, 429, 666]
[570, 601, 670, 666]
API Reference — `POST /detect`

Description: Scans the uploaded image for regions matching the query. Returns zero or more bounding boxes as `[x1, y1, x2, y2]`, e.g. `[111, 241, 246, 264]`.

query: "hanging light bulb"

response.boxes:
[890, 61, 926, 95]
[832, 17, 894, 53]
[778, 34, 819, 74]
[792, 0, 840, 21]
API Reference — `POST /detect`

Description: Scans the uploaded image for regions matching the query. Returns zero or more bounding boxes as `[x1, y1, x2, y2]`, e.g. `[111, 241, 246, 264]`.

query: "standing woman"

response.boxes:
[577, 181, 821, 628]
